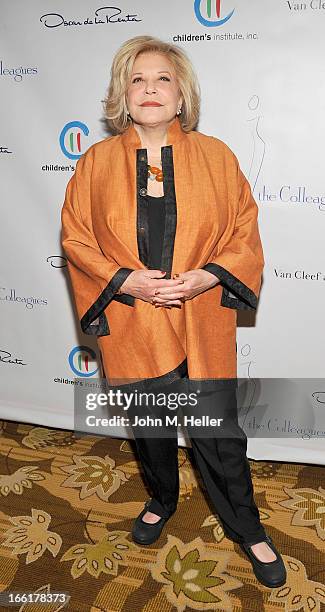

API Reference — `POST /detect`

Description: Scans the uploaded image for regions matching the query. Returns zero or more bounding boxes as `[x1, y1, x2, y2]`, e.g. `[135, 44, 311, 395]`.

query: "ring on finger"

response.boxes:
[151, 289, 158, 305]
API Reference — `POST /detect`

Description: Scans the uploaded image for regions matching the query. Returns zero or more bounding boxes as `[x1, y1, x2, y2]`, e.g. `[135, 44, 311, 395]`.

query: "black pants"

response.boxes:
[129, 370, 267, 545]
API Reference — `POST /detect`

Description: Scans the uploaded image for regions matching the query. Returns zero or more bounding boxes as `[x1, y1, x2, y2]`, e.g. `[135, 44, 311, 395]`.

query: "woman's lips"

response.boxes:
[140, 102, 162, 107]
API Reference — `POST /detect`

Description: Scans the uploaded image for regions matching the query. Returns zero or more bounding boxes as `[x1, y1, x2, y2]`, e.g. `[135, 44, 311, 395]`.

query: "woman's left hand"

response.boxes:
[152, 269, 220, 308]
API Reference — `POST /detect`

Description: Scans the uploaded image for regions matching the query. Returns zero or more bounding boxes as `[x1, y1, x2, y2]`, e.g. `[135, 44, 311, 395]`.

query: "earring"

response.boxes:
[177, 107, 182, 115]
[126, 110, 130, 116]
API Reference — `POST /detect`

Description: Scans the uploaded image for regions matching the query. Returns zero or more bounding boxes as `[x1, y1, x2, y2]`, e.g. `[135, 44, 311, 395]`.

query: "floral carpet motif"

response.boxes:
[0, 419, 324, 611]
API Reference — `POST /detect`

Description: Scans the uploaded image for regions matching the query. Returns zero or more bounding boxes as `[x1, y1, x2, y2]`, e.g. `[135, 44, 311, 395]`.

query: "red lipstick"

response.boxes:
[140, 102, 162, 107]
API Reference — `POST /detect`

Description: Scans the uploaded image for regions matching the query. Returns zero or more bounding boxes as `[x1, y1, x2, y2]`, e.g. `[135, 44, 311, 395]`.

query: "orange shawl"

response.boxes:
[61, 117, 264, 387]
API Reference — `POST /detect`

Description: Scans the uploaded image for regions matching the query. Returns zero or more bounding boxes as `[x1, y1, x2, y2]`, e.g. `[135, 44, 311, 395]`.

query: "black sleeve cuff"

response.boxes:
[80, 267, 135, 336]
[201, 263, 257, 310]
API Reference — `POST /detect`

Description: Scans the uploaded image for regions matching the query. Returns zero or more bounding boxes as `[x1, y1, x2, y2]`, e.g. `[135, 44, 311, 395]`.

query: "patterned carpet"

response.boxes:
[0, 419, 324, 612]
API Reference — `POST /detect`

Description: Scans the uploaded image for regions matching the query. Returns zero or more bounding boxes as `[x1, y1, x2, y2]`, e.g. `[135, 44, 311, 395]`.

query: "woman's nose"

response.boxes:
[145, 81, 157, 94]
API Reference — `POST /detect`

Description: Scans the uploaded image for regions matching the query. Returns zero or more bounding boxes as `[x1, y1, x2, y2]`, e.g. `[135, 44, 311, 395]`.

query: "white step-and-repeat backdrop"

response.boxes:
[1, 1, 324, 463]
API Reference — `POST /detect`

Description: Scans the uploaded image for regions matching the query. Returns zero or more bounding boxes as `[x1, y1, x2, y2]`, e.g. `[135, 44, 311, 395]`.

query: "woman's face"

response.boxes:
[126, 52, 183, 128]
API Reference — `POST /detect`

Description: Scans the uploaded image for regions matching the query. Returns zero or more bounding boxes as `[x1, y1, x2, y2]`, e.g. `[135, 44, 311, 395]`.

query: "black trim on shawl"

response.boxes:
[201, 263, 258, 310]
[80, 267, 134, 335]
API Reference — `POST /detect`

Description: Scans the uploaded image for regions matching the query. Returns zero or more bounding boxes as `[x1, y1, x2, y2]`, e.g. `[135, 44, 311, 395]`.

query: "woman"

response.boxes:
[61, 35, 286, 588]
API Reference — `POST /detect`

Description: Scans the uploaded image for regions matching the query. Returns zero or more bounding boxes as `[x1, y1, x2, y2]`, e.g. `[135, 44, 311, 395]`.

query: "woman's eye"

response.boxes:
[132, 76, 170, 83]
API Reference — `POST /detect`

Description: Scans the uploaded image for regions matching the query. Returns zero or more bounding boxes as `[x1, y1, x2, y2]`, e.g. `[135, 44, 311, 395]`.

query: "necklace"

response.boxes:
[147, 162, 163, 182]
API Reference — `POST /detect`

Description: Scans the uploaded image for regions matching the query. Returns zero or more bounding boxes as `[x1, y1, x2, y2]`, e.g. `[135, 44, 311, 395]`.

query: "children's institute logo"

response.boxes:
[68, 346, 99, 377]
[59, 121, 89, 160]
[194, 0, 235, 26]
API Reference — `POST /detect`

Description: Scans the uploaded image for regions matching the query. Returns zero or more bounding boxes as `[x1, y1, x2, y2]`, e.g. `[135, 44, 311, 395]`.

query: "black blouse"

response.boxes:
[147, 194, 166, 270]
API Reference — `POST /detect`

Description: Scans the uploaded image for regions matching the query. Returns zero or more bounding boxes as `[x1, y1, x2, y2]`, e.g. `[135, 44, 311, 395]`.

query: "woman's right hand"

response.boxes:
[118, 269, 184, 307]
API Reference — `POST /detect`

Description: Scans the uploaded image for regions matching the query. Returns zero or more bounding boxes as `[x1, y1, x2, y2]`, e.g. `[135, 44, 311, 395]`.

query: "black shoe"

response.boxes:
[239, 534, 287, 588]
[132, 500, 171, 545]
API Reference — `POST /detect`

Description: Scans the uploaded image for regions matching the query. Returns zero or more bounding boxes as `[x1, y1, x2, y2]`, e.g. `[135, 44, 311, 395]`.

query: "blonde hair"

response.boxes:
[103, 35, 201, 134]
